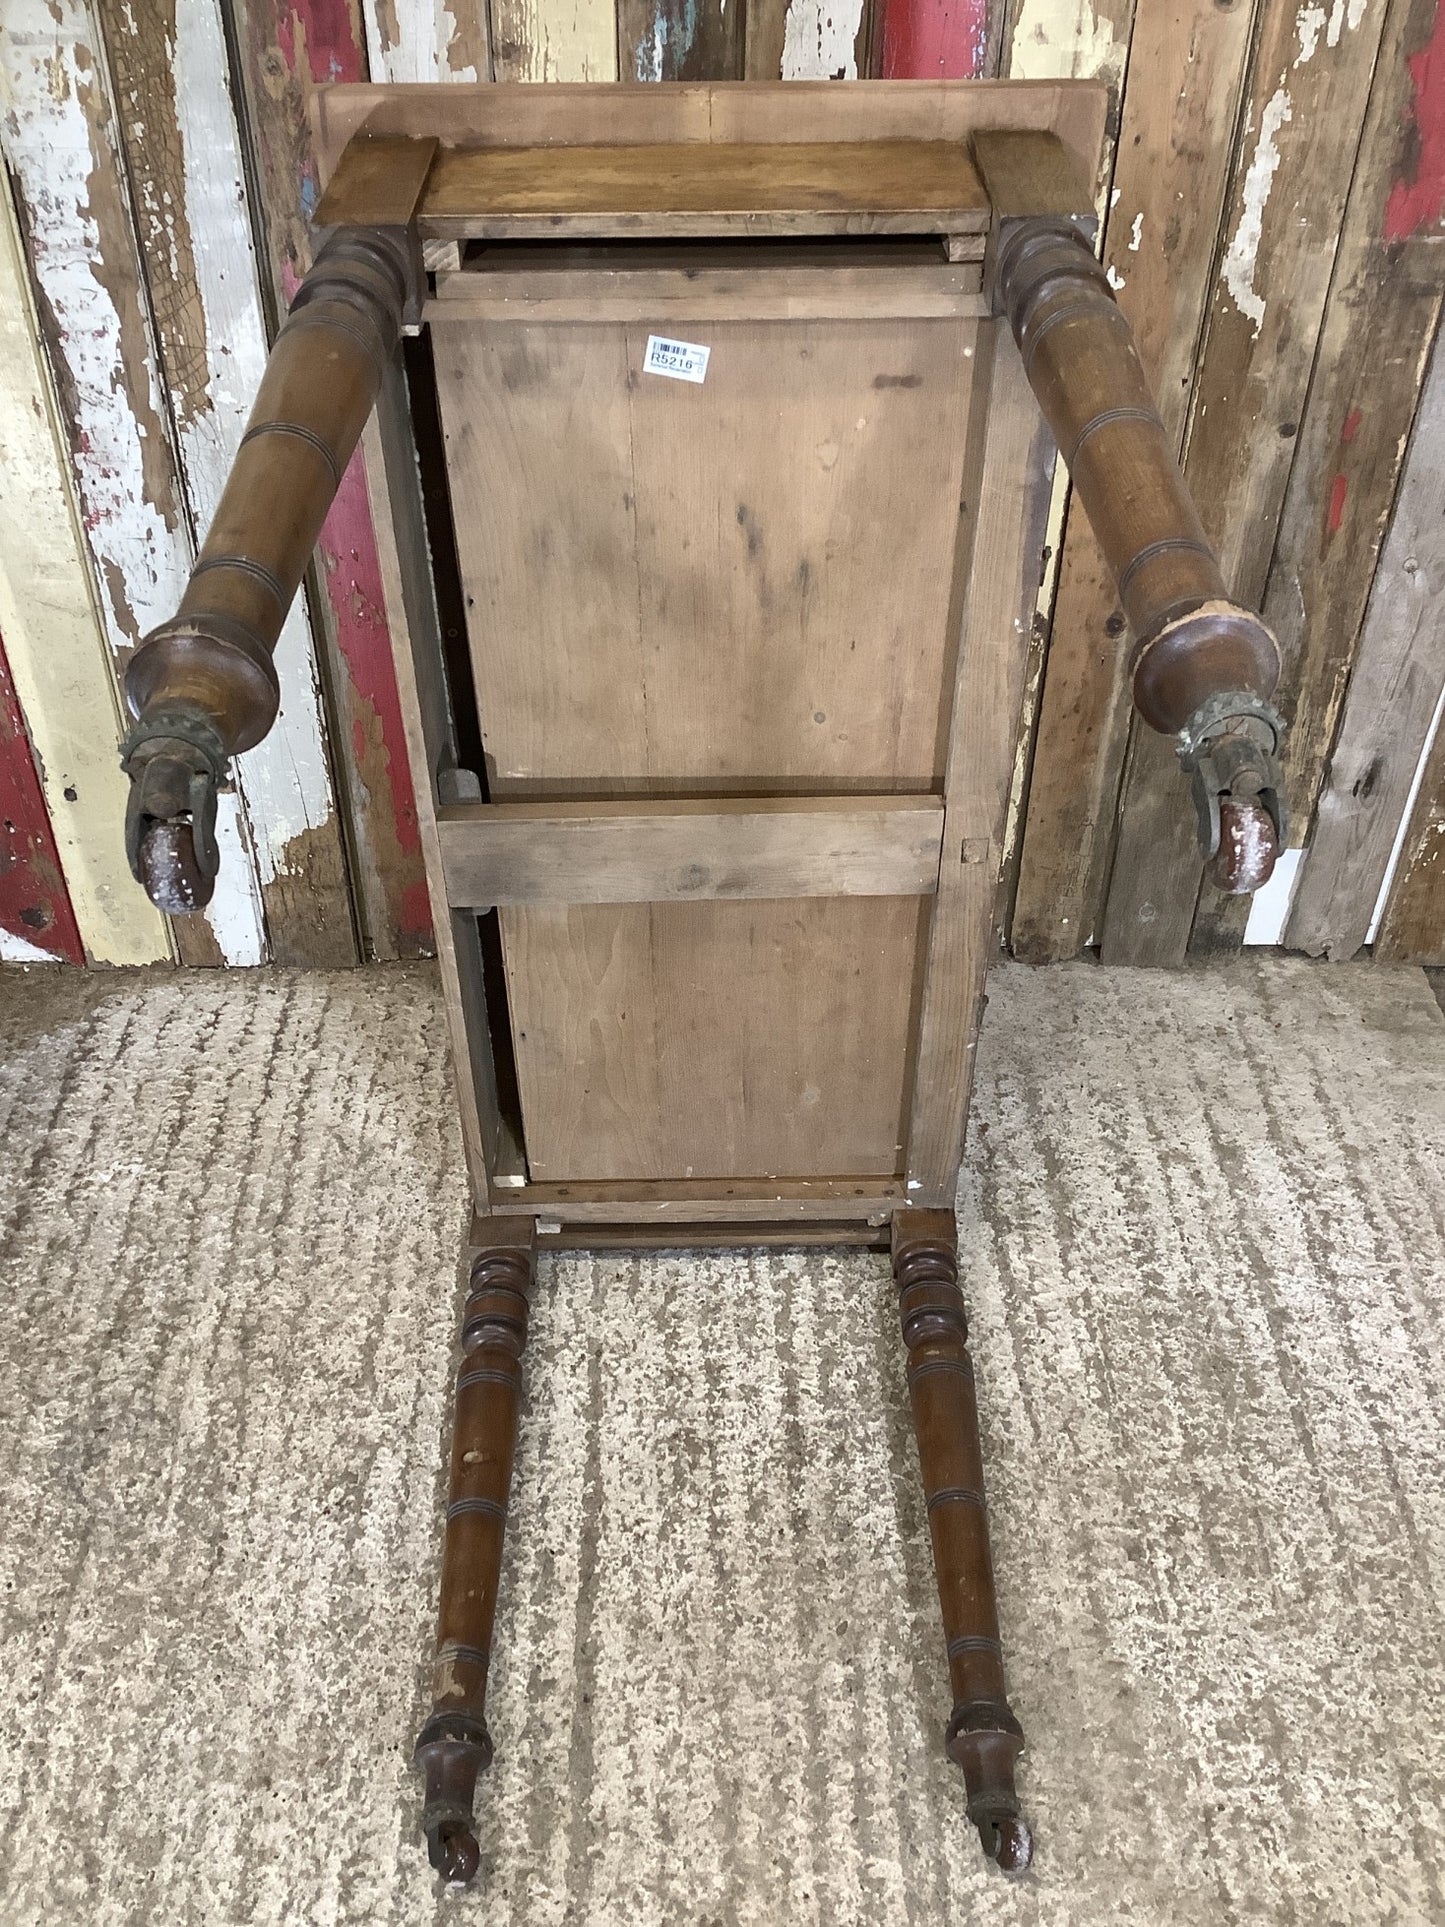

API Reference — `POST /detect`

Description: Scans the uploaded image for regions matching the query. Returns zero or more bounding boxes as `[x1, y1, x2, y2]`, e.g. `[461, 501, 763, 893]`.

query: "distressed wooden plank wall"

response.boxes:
[0, 170, 169, 966]
[0, 0, 1441, 967]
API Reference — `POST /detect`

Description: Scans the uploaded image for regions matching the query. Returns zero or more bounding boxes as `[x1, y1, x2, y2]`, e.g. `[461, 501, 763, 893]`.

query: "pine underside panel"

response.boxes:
[500, 896, 926, 1179]
[437, 302, 983, 1183]
[435, 315, 980, 794]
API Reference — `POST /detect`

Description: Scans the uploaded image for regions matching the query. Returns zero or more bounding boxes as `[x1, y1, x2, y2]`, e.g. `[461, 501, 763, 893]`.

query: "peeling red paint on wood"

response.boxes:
[1385, 0, 1445, 241]
[878, 0, 991, 76]
[1326, 469, 1349, 537]
[0, 634, 85, 965]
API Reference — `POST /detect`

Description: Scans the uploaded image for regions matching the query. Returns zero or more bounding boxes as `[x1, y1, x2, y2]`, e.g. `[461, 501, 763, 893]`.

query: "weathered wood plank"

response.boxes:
[0, 171, 168, 966]
[428, 245, 986, 319]
[493, 0, 615, 80]
[99, 0, 357, 968]
[1285, 330, 1445, 960]
[313, 82, 1109, 183]
[1, 0, 266, 965]
[417, 137, 991, 238]
[877, 0, 1000, 80]
[989, 0, 1136, 934]
[231, 0, 433, 959]
[437, 796, 947, 904]
[363, 0, 492, 79]
[1376, 700, 1445, 965]
[1101, 0, 1395, 965]
[622, 0, 742, 80]
[0, 635, 85, 967]
[1190, 0, 1445, 956]
[1008, 0, 1258, 960]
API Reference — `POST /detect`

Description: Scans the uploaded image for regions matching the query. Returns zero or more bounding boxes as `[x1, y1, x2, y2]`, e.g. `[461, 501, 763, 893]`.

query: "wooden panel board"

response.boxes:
[0, 173, 168, 967]
[417, 139, 991, 239]
[2, 0, 266, 966]
[437, 795, 946, 903]
[989, 0, 1136, 928]
[1190, 0, 1445, 957]
[1285, 331, 1445, 960]
[362, 0, 491, 81]
[231, 0, 432, 959]
[101, 0, 356, 968]
[314, 81, 1109, 188]
[1008, 0, 1257, 961]
[429, 243, 986, 319]
[1100, 0, 1395, 965]
[499, 895, 928, 1180]
[622, 0, 743, 81]
[435, 314, 981, 795]
[362, 365, 506, 1201]
[1376, 706, 1445, 966]
[905, 329, 1055, 1199]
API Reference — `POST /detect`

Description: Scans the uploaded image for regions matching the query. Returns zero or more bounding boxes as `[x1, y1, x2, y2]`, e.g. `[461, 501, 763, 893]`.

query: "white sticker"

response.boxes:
[643, 334, 710, 384]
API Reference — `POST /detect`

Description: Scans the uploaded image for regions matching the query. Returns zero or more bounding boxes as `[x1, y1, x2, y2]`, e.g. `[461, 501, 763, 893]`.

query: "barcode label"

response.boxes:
[642, 334, 710, 384]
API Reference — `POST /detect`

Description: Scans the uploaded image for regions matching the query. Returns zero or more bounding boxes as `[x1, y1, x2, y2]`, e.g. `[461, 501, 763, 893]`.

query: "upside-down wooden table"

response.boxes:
[118, 80, 1288, 1884]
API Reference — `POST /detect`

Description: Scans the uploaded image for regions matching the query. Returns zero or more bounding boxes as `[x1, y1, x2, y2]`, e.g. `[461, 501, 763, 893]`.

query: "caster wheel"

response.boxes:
[978, 1812, 1033, 1875]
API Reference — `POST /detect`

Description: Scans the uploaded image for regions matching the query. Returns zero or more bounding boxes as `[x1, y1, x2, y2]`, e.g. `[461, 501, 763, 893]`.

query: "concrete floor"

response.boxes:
[0, 956, 1442, 1926]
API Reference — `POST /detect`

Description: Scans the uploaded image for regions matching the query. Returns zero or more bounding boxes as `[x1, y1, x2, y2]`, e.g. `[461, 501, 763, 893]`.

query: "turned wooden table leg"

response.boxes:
[893, 1208, 1032, 1874]
[414, 1219, 536, 1883]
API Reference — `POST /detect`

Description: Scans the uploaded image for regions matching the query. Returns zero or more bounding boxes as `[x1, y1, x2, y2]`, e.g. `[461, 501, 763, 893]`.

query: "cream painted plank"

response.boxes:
[0, 0, 266, 965]
[0, 173, 168, 965]
[363, 0, 493, 80]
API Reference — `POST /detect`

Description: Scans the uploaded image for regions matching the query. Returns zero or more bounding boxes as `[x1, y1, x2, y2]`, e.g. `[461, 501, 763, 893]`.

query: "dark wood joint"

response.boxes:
[971, 129, 1098, 314]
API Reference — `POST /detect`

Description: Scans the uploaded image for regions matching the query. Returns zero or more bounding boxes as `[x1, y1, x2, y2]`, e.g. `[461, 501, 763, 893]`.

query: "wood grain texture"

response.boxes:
[499, 894, 927, 1180]
[0, 174, 168, 967]
[906, 331, 1055, 1200]
[313, 82, 1109, 186]
[1, 0, 266, 966]
[361, 365, 505, 1202]
[1376, 700, 1445, 964]
[436, 314, 981, 797]
[417, 138, 991, 238]
[99, 0, 356, 968]
[428, 243, 986, 320]
[1285, 330, 1445, 960]
[1101, 0, 1394, 965]
[1191, 0, 1445, 956]
[1009, 0, 1259, 961]
[231, 0, 432, 960]
[363, 0, 492, 79]
[990, 0, 1135, 936]
[437, 796, 946, 904]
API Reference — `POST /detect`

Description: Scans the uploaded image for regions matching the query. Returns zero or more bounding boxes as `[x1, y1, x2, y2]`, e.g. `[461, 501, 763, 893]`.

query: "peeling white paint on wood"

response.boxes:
[0, 928, 64, 964]
[1009, 0, 1126, 87]
[0, 172, 169, 966]
[364, 0, 490, 80]
[0, 0, 266, 964]
[781, 0, 865, 78]
[1222, 86, 1292, 336]
[162, 0, 339, 891]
